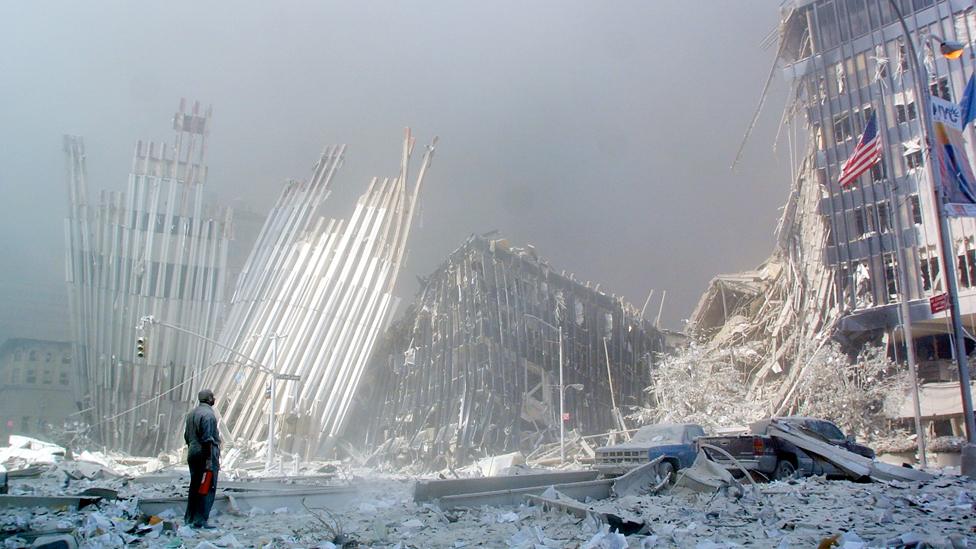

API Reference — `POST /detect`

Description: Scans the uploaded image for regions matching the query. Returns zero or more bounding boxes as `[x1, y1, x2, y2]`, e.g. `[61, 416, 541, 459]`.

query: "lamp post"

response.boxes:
[138, 316, 300, 472]
[525, 313, 567, 462]
[252, 332, 288, 471]
[876, 86, 928, 466]
[888, 2, 976, 458]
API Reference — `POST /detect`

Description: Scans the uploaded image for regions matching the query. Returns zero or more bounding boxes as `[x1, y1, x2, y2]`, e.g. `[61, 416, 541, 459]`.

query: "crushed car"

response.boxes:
[594, 423, 705, 480]
[695, 416, 875, 481]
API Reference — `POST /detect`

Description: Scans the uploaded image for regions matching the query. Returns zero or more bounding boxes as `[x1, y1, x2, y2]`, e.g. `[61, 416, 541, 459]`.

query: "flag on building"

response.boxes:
[961, 73, 976, 129]
[933, 96, 976, 216]
[838, 111, 882, 187]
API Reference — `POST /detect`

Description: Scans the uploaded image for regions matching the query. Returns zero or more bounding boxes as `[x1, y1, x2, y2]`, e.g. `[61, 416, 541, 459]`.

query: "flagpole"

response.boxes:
[876, 88, 928, 466]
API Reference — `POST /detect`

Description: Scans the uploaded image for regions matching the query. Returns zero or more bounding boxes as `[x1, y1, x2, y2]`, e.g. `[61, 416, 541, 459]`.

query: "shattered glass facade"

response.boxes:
[782, 1, 976, 343]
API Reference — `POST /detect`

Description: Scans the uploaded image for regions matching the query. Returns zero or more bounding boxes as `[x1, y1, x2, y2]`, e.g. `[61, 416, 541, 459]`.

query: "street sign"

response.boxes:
[276, 374, 301, 381]
[930, 292, 950, 314]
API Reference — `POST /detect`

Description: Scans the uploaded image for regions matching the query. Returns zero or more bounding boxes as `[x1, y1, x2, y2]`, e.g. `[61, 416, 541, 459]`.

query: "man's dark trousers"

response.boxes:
[185, 455, 217, 526]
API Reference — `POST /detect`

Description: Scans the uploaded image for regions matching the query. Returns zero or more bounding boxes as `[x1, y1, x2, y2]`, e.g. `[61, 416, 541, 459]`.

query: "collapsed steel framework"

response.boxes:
[64, 100, 232, 455]
[357, 235, 667, 469]
[204, 130, 435, 459]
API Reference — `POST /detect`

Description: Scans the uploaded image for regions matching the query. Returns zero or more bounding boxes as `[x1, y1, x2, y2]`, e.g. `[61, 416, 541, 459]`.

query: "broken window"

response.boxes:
[849, 0, 870, 38]
[896, 42, 909, 75]
[854, 206, 876, 238]
[930, 76, 952, 102]
[876, 202, 891, 233]
[905, 150, 924, 170]
[883, 253, 898, 301]
[817, 1, 841, 51]
[870, 162, 885, 183]
[8, 368, 18, 384]
[42, 369, 52, 385]
[855, 53, 870, 89]
[25, 369, 36, 384]
[59, 372, 69, 386]
[958, 243, 976, 289]
[909, 194, 923, 225]
[895, 101, 917, 124]
[837, 263, 853, 305]
[814, 124, 827, 150]
[920, 249, 941, 292]
[833, 112, 853, 142]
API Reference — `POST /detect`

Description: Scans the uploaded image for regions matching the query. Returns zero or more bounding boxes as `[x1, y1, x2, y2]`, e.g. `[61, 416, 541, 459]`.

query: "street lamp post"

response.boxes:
[138, 316, 300, 471]
[888, 2, 976, 459]
[525, 313, 567, 463]
[252, 333, 288, 471]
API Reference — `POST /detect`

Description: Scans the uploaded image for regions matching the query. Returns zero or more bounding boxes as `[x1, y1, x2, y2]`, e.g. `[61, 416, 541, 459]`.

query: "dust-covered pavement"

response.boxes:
[3, 465, 975, 548]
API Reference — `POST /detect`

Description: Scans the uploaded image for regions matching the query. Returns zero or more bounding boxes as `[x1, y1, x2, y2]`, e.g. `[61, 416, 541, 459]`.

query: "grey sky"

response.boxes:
[0, 1, 789, 339]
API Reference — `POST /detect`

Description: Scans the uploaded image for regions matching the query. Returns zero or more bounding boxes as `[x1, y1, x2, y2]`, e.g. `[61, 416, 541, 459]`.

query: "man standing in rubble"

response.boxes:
[184, 389, 220, 528]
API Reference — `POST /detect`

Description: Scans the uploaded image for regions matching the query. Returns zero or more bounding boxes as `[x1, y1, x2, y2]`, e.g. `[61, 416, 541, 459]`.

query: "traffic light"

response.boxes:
[136, 336, 147, 358]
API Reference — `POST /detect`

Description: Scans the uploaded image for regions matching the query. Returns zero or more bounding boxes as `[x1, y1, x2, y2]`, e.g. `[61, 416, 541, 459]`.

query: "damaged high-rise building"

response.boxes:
[204, 131, 435, 460]
[64, 100, 233, 454]
[356, 235, 668, 469]
[686, 1, 976, 433]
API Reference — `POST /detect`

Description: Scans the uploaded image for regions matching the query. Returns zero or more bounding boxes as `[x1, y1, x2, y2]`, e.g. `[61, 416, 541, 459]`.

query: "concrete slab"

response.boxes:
[414, 470, 599, 503]
[436, 479, 611, 510]
[138, 486, 358, 517]
[0, 495, 100, 511]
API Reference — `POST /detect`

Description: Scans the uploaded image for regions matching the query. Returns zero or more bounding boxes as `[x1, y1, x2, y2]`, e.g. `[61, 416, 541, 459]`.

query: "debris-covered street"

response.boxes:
[2, 435, 975, 548]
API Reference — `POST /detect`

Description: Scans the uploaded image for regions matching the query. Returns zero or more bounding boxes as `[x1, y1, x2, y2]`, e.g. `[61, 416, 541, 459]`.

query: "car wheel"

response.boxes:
[773, 459, 796, 481]
[658, 461, 675, 485]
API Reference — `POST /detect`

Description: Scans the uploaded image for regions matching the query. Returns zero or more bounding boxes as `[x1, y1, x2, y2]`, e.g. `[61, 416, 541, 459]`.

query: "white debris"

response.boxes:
[581, 525, 628, 549]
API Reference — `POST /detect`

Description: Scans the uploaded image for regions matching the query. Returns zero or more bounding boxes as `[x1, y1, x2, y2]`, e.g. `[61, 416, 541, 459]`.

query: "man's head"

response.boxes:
[198, 389, 215, 406]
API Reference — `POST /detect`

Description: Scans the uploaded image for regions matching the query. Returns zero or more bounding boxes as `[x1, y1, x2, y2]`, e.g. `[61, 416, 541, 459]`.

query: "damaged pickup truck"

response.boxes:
[696, 416, 875, 481]
[594, 423, 705, 479]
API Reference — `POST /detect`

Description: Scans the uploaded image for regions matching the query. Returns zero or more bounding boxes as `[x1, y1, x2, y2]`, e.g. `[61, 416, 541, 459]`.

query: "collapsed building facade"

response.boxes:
[203, 131, 435, 460]
[64, 101, 233, 454]
[682, 1, 976, 436]
[357, 235, 668, 469]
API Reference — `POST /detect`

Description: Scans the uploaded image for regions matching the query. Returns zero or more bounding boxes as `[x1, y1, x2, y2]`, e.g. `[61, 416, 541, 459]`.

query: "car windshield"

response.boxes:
[804, 420, 845, 440]
[630, 425, 685, 445]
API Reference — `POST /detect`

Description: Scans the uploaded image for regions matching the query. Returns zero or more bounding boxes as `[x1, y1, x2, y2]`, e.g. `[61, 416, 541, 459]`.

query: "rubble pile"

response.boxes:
[637, 339, 908, 442]
[634, 138, 912, 443]
[2, 466, 974, 547]
[631, 343, 768, 431]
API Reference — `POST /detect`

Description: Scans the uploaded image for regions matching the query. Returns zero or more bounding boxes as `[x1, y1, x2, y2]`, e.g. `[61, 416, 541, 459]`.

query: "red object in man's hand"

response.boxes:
[198, 471, 213, 495]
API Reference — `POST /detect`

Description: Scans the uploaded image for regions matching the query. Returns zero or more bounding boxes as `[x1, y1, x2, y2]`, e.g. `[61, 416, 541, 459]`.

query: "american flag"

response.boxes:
[839, 111, 883, 187]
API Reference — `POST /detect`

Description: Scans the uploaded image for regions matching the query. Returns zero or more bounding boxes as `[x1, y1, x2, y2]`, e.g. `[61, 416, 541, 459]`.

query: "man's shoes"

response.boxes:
[195, 523, 217, 530]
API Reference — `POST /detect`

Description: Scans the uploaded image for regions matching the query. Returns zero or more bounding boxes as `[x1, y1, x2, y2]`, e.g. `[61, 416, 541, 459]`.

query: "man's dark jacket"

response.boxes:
[184, 403, 220, 469]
